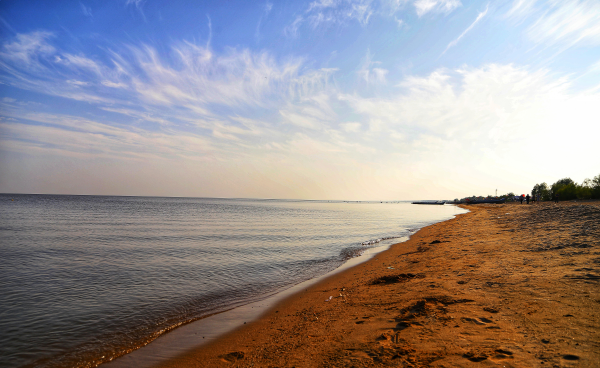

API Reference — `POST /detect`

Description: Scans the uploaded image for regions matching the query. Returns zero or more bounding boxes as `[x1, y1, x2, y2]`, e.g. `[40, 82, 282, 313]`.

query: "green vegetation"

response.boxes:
[531, 174, 600, 200]
[498, 192, 515, 201]
[453, 174, 600, 203]
[532, 183, 551, 201]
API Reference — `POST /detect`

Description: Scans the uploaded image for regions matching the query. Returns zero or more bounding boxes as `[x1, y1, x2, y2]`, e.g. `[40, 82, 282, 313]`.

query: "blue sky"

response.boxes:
[1, 0, 599, 200]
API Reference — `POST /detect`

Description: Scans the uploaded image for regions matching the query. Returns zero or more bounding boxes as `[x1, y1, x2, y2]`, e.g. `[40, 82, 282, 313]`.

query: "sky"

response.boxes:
[0, 0, 599, 200]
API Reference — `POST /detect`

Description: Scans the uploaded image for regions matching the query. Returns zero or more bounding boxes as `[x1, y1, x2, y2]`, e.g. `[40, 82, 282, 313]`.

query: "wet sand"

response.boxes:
[156, 202, 600, 367]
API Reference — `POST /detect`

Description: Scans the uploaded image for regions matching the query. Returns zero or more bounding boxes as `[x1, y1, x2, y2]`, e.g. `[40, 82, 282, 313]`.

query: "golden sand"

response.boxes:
[156, 201, 600, 367]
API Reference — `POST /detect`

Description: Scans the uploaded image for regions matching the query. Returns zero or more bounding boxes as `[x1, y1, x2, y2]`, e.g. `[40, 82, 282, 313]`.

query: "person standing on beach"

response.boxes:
[537, 193, 541, 204]
[526, 194, 530, 204]
[520, 195, 524, 204]
[555, 194, 560, 203]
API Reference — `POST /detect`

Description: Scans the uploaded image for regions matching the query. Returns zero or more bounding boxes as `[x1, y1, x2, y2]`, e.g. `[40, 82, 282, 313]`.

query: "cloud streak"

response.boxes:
[414, 0, 461, 17]
[441, 4, 488, 55]
[508, 0, 600, 50]
[255, 2, 273, 43]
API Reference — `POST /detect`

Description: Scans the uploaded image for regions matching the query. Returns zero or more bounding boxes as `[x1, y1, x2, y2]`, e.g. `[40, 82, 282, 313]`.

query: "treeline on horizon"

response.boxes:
[494, 174, 600, 201]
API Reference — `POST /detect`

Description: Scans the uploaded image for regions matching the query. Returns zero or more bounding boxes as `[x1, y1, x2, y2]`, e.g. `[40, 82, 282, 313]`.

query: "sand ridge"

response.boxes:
[157, 202, 600, 367]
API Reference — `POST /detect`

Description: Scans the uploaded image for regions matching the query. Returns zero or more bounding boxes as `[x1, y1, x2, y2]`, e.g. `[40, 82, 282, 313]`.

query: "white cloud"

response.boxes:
[341, 64, 600, 171]
[101, 80, 128, 88]
[279, 93, 337, 129]
[508, 0, 600, 49]
[57, 53, 103, 75]
[80, 2, 93, 18]
[307, 0, 339, 11]
[442, 4, 488, 55]
[413, 0, 461, 17]
[100, 107, 173, 125]
[0, 31, 55, 65]
[255, 2, 274, 43]
[125, 0, 145, 9]
[0, 109, 216, 161]
[127, 43, 334, 109]
[283, 0, 420, 37]
[357, 50, 388, 84]
[341, 122, 361, 132]
[0, 31, 335, 122]
[284, 16, 304, 38]
[67, 79, 89, 86]
[372, 68, 388, 83]
[305, 0, 375, 28]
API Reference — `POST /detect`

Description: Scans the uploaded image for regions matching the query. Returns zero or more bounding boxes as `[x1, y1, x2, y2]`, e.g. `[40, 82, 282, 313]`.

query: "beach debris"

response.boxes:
[430, 240, 442, 244]
[325, 296, 333, 302]
[361, 236, 400, 246]
[387, 266, 395, 269]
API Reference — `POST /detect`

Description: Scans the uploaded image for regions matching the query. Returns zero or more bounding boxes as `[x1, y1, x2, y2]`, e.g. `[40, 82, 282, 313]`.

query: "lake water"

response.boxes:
[0, 194, 465, 368]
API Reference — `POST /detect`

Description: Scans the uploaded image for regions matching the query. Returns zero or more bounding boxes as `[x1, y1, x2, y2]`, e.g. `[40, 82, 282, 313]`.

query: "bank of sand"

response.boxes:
[158, 202, 600, 367]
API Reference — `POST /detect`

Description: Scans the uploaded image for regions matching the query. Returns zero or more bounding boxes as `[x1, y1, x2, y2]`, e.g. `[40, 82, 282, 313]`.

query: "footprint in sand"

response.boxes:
[491, 349, 514, 361]
[463, 352, 488, 362]
[219, 351, 245, 362]
[461, 317, 493, 325]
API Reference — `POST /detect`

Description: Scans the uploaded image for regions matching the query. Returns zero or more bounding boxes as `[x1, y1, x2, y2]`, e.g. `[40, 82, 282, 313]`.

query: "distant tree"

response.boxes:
[551, 178, 576, 200]
[556, 183, 577, 200]
[551, 178, 574, 193]
[592, 174, 600, 199]
[532, 184, 539, 197]
[532, 183, 550, 201]
[576, 178, 593, 199]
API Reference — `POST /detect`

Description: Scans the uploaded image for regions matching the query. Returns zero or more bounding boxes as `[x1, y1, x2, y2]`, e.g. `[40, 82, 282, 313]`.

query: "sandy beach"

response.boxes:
[155, 201, 600, 367]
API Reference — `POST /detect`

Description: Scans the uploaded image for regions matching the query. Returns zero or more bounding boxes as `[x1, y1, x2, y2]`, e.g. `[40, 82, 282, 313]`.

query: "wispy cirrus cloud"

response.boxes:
[124, 42, 336, 110]
[357, 49, 388, 84]
[508, 0, 600, 49]
[0, 31, 55, 65]
[341, 64, 599, 154]
[284, 16, 304, 38]
[125, 0, 145, 10]
[442, 4, 488, 55]
[284, 0, 460, 38]
[255, 2, 274, 43]
[80, 2, 93, 18]
[0, 30, 342, 171]
[0, 31, 335, 116]
[413, 0, 461, 17]
[307, 0, 374, 26]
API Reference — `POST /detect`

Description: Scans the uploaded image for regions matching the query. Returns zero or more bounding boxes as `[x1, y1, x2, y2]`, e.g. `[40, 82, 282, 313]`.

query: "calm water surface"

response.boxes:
[0, 194, 465, 368]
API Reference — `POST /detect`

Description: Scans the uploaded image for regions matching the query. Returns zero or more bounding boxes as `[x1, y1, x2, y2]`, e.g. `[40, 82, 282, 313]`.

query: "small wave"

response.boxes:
[361, 236, 402, 246]
[339, 247, 364, 260]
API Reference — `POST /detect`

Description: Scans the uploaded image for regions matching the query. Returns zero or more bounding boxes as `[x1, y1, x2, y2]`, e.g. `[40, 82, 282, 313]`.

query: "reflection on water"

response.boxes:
[0, 194, 466, 367]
